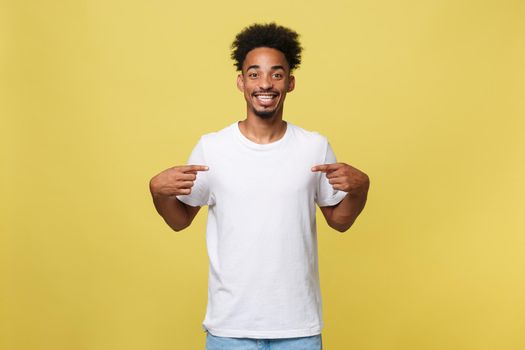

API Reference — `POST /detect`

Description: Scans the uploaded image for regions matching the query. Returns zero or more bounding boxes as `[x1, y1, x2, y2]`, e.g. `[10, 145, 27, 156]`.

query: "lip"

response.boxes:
[253, 93, 278, 106]
[254, 91, 278, 96]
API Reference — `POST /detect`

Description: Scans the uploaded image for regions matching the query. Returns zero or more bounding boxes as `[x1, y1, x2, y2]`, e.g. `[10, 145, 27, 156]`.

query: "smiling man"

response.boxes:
[149, 22, 370, 350]
[239, 46, 294, 119]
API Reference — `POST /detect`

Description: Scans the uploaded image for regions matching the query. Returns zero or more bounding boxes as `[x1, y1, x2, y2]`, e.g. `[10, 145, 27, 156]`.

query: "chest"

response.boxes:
[210, 151, 318, 201]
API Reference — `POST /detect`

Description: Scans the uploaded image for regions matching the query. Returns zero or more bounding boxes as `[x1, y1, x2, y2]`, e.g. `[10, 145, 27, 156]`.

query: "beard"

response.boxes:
[253, 108, 276, 119]
[252, 101, 281, 119]
[245, 92, 283, 119]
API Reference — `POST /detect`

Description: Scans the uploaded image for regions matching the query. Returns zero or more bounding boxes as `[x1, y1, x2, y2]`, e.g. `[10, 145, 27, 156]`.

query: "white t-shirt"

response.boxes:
[176, 120, 347, 339]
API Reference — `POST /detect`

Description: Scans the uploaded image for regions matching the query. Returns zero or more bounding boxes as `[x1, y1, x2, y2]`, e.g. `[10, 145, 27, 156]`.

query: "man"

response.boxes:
[149, 22, 370, 350]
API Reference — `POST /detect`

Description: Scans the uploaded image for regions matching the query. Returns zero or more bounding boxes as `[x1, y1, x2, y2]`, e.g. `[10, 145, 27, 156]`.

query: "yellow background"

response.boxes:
[2, 0, 524, 349]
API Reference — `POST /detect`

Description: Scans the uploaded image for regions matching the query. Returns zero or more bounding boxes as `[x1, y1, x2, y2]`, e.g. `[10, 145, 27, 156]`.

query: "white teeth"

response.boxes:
[256, 95, 276, 100]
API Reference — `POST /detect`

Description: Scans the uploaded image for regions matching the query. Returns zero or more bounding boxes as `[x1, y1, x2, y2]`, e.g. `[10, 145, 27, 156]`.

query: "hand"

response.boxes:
[149, 165, 209, 197]
[311, 162, 369, 195]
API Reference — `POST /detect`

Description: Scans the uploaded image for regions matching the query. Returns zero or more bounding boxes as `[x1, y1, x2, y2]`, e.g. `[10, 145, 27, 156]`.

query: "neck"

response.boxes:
[239, 115, 287, 144]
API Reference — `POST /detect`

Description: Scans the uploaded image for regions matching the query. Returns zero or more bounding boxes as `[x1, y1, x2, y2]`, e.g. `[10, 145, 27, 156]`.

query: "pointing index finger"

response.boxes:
[311, 163, 338, 172]
[179, 165, 209, 172]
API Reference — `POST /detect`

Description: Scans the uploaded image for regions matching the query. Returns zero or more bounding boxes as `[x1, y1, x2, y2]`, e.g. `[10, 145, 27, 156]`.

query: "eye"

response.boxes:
[248, 72, 258, 78]
[273, 73, 283, 79]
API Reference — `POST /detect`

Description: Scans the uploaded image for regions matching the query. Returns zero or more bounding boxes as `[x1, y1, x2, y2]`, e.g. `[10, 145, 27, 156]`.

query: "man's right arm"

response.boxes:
[149, 165, 208, 232]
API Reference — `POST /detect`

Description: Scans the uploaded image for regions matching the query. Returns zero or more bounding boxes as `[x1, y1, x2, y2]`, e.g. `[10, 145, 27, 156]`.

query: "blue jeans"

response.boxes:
[205, 331, 323, 350]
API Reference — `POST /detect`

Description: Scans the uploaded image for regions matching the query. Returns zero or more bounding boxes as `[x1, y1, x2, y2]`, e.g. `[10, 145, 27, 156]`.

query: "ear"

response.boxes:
[236, 73, 244, 92]
[287, 74, 295, 92]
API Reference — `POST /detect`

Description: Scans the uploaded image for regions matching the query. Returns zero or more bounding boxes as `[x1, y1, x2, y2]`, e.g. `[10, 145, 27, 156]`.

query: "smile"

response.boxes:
[254, 93, 278, 105]
[257, 95, 276, 100]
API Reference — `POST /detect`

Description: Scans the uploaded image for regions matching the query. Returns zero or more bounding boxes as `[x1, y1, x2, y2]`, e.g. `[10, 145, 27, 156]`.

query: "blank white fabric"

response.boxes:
[176, 121, 347, 339]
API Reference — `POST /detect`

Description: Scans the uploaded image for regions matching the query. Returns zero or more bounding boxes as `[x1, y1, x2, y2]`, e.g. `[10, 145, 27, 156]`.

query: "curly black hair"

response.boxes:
[230, 22, 303, 73]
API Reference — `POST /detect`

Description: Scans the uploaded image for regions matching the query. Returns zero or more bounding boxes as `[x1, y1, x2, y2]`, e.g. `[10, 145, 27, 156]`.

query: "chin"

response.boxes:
[254, 110, 276, 119]
[252, 105, 281, 119]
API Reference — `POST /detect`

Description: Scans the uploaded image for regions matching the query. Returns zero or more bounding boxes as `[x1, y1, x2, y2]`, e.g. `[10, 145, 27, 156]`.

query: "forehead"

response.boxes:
[243, 47, 290, 71]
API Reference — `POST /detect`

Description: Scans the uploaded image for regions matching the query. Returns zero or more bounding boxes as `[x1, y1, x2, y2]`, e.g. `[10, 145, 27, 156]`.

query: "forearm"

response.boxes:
[150, 184, 190, 232]
[330, 190, 368, 232]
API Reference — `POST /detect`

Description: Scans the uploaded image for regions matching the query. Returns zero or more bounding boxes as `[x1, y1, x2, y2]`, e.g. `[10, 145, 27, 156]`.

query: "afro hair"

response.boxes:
[230, 22, 303, 73]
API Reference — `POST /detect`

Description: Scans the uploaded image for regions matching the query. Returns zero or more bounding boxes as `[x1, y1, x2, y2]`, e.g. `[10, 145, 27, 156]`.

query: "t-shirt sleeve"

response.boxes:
[175, 137, 213, 207]
[315, 140, 348, 207]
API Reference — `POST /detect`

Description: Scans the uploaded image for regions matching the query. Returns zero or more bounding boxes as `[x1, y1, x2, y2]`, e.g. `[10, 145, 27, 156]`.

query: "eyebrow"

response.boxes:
[246, 65, 286, 71]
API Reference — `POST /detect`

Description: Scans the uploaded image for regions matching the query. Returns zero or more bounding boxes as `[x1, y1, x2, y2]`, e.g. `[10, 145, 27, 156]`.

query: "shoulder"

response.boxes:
[192, 123, 235, 150]
[197, 122, 235, 145]
[288, 122, 329, 148]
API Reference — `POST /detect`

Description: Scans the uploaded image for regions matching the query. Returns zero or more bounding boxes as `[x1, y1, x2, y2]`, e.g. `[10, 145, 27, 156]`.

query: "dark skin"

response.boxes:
[311, 163, 370, 232]
[149, 46, 369, 232]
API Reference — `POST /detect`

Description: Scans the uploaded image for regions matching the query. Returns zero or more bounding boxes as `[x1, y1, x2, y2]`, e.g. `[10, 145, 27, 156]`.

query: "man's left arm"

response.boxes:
[311, 162, 370, 232]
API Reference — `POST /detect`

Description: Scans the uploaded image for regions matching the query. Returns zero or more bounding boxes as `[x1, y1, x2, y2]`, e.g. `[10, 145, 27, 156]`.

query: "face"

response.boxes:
[236, 47, 295, 119]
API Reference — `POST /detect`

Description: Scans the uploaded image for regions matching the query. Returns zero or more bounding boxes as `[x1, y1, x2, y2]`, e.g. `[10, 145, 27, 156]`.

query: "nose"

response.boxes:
[258, 73, 273, 90]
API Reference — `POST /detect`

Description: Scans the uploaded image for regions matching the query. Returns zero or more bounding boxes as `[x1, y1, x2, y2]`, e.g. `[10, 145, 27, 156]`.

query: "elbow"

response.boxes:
[165, 218, 190, 232]
[336, 226, 349, 233]
[330, 218, 355, 233]
[333, 223, 353, 233]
